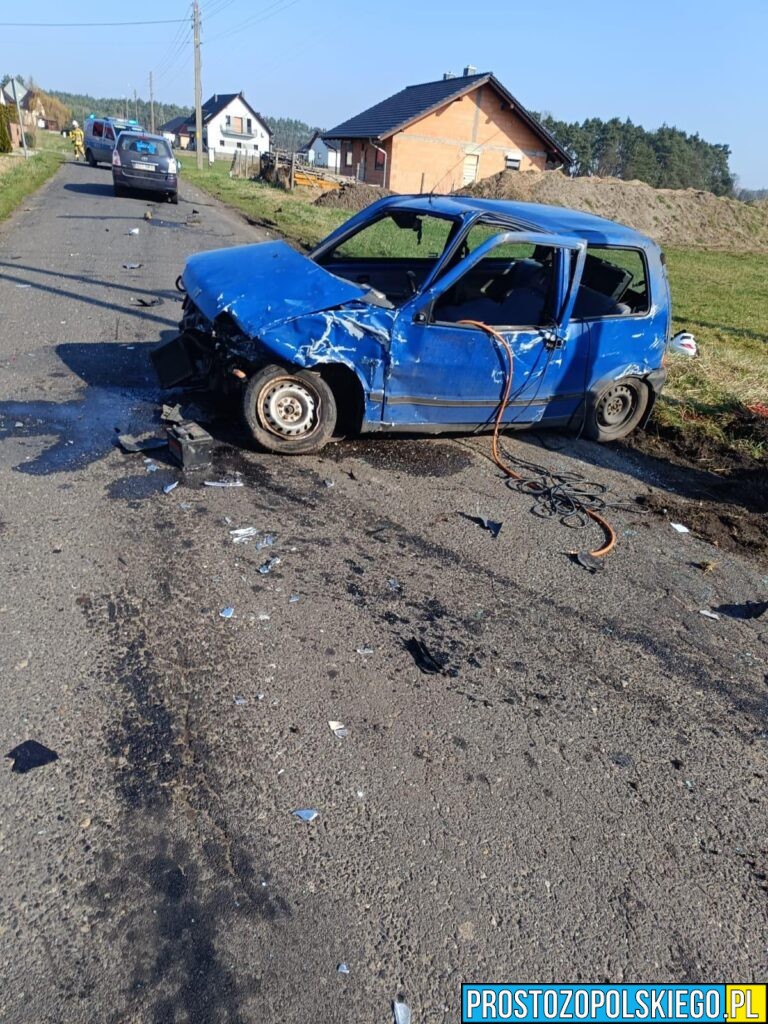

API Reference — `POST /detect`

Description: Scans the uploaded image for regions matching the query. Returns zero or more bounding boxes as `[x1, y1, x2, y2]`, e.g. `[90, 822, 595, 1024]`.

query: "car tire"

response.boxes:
[113, 184, 125, 198]
[86, 149, 96, 167]
[243, 364, 337, 455]
[170, 193, 179, 205]
[585, 377, 650, 442]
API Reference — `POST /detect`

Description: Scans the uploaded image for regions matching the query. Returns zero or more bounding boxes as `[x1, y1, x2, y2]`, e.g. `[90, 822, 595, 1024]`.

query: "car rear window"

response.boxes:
[118, 136, 172, 159]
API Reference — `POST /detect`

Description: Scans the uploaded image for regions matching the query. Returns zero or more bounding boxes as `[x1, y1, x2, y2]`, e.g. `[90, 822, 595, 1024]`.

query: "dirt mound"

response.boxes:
[458, 170, 768, 251]
[315, 181, 394, 212]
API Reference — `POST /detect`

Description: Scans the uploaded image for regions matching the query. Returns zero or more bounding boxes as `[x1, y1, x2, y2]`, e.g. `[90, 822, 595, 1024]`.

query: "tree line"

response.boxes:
[535, 113, 735, 196]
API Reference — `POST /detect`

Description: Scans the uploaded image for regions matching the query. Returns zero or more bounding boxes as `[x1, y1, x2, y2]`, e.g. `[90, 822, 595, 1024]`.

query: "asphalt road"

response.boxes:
[0, 159, 766, 1024]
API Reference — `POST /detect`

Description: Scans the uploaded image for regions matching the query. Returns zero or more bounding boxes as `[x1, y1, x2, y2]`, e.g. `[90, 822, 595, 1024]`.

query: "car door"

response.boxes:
[382, 230, 588, 429]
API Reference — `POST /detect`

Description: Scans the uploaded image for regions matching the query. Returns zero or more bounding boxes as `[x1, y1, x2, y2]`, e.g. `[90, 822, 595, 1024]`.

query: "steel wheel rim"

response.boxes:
[258, 378, 319, 438]
[597, 384, 636, 428]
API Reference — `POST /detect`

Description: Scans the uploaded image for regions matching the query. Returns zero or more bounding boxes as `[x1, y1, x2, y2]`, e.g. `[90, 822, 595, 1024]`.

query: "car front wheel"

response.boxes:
[585, 378, 649, 442]
[243, 364, 337, 454]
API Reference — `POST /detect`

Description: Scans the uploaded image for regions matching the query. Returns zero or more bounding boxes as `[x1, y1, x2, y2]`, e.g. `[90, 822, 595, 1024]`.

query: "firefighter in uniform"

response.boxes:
[71, 121, 84, 161]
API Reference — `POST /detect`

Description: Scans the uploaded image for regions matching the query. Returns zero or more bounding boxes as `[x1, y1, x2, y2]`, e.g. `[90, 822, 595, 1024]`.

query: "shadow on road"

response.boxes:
[63, 181, 115, 197]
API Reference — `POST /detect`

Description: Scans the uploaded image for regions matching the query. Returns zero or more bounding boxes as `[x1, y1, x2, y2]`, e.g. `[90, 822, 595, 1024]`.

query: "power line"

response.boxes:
[1, 18, 189, 27]
[205, 0, 300, 43]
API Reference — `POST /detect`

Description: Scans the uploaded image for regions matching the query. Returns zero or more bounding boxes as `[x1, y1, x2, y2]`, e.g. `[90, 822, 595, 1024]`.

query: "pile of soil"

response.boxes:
[315, 181, 394, 212]
[457, 169, 768, 251]
[624, 409, 768, 561]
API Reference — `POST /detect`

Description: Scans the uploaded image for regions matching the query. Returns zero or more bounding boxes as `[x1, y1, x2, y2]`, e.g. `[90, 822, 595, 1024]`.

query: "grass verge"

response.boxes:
[180, 157, 767, 460]
[0, 146, 66, 222]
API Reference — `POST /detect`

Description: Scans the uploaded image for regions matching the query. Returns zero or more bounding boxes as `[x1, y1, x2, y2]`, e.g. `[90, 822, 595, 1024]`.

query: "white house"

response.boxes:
[300, 130, 340, 172]
[194, 92, 271, 157]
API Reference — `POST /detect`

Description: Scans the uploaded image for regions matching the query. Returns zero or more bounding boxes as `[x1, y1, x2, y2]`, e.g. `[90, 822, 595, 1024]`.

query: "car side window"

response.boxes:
[105, 125, 115, 141]
[92, 121, 103, 138]
[574, 247, 650, 318]
[432, 234, 558, 328]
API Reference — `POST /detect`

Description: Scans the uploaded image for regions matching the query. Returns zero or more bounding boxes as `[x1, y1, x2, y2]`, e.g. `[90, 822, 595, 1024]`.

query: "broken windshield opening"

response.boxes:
[315, 210, 460, 306]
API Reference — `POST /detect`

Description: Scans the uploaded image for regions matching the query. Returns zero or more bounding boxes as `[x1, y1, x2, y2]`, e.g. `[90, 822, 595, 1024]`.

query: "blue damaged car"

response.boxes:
[151, 195, 678, 454]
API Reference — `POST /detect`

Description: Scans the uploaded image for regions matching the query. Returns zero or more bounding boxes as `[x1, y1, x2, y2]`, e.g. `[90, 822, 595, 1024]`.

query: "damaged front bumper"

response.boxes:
[150, 329, 216, 389]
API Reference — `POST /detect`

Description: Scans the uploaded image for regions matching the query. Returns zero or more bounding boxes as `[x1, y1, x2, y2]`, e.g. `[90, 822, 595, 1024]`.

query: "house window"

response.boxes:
[345, 148, 353, 167]
[225, 115, 231, 128]
[220, 139, 225, 147]
[247, 118, 252, 133]
[237, 141, 242, 148]
[374, 148, 384, 169]
[505, 154, 522, 171]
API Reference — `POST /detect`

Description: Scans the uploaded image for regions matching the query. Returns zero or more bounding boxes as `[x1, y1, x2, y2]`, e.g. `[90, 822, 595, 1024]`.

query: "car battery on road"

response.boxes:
[167, 421, 214, 470]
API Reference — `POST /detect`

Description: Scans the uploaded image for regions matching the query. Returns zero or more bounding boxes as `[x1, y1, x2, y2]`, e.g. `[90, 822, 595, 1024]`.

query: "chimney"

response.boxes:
[463, 64, 477, 76]
[443, 72, 455, 80]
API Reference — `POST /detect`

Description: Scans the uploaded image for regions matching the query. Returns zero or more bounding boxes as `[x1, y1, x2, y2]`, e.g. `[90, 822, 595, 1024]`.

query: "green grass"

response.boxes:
[181, 156, 767, 459]
[658, 248, 767, 458]
[0, 144, 66, 222]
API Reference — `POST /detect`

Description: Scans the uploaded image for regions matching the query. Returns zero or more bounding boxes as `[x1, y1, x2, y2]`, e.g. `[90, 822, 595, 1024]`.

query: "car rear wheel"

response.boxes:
[585, 378, 649, 442]
[243, 364, 337, 455]
[113, 184, 125, 198]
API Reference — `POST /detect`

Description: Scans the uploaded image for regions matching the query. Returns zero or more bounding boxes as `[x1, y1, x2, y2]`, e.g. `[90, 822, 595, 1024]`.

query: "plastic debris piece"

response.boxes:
[576, 551, 604, 573]
[337, 964, 350, 975]
[292, 808, 319, 823]
[220, 607, 235, 619]
[117, 434, 167, 453]
[5, 740, 59, 774]
[699, 609, 720, 621]
[258, 557, 281, 575]
[289, 594, 301, 603]
[145, 461, 159, 473]
[161, 403, 184, 424]
[179, 502, 193, 510]
[405, 637, 446, 675]
[204, 479, 244, 488]
[230, 526, 259, 544]
[356, 646, 374, 655]
[329, 721, 348, 739]
[132, 296, 162, 307]
[464, 513, 503, 538]
[258, 613, 270, 622]
[393, 1000, 412, 1024]
[234, 696, 247, 706]
[388, 578, 401, 594]
[15, 283, 31, 289]
[669, 331, 697, 358]
[163, 481, 179, 494]
[670, 522, 690, 534]
[256, 534, 275, 551]
[128, 227, 140, 235]
[323, 478, 335, 488]
[122, 262, 142, 270]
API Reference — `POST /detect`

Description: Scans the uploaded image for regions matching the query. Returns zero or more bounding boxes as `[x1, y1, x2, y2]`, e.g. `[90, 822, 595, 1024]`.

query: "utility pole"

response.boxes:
[193, 0, 203, 171]
[149, 71, 155, 133]
[10, 79, 28, 159]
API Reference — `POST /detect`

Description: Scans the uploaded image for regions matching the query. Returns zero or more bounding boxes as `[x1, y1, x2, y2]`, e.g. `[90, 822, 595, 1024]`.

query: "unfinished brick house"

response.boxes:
[322, 67, 571, 193]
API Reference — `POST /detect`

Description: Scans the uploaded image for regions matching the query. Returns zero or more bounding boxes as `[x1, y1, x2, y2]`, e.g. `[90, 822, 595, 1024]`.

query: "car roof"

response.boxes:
[376, 194, 657, 249]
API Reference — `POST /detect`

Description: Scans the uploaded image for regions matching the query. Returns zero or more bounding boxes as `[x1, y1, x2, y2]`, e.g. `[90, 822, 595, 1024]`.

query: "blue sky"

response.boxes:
[4, 0, 767, 187]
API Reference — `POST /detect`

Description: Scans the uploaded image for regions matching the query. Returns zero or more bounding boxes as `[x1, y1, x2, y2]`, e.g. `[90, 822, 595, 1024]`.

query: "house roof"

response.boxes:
[159, 115, 189, 134]
[189, 91, 272, 136]
[299, 130, 339, 152]
[322, 72, 571, 166]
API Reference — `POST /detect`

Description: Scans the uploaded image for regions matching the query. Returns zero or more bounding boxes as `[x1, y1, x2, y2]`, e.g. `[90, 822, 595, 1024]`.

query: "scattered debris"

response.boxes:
[323, 478, 335, 488]
[5, 740, 59, 774]
[122, 262, 142, 270]
[234, 696, 247, 706]
[393, 999, 412, 1024]
[463, 513, 503, 538]
[15, 283, 31, 289]
[168, 422, 214, 470]
[220, 607, 235, 619]
[128, 227, 140, 235]
[405, 637, 446, 675]
[670, 522, 690, 534]
[289, 594, 301, 603]
[699, 609, 720, 620]
[144, 210, 153, 221]
[116, 433, 167, 454]
[337, 963, 350, 975]
[576, 551, 605, 573]
[130, 295, 162, 307]
[388, 578, 401, 594]
[163, 481, 179, 494]
[356, 646, 374, 655]
[292, 808, 319, 823]
[145, 461, 159, 473]
[204, 479, 244, 488]
[161, 403, 184, 424]
[695, 560, 718, 574]
[258, 557, 281, 574]
[230, 526, 260, 544]
[329, 721, 349, 739]
[258, 613, 270, 622]
[256, 534, 275, 551]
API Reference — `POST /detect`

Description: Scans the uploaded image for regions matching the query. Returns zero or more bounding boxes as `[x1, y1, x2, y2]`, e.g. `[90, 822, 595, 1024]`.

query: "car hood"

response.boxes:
[182, 240, 369, 336]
